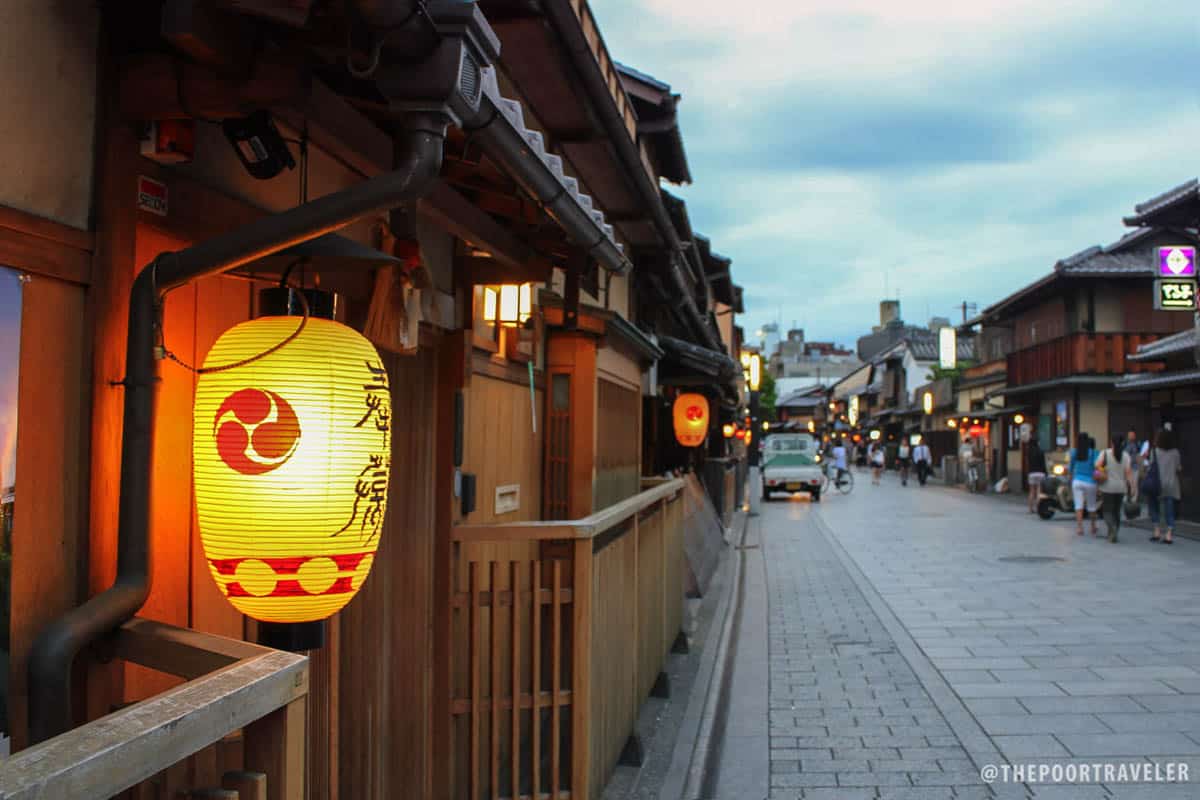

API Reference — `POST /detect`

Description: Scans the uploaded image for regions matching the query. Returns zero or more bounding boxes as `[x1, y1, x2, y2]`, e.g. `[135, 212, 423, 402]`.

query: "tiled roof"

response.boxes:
[1128, 329, 1198, 363]
[1128, 178, 1195, 219]
[1115, 368, 1200, 392]
[486, 68, 621, 251]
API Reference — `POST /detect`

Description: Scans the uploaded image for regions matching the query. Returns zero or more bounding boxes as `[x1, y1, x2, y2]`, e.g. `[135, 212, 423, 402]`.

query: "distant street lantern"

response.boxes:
[673, 393, 709, 447]
[722, 423, 736, 439]
[922, 391, 934, 415]
[939, 327, 957, 369]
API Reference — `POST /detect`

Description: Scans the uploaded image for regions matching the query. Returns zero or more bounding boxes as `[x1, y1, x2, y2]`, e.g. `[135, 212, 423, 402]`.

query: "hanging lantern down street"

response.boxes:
[193, 316, 391, 636]
[673, 393, 709, 447]
[722, 423, 736, 439]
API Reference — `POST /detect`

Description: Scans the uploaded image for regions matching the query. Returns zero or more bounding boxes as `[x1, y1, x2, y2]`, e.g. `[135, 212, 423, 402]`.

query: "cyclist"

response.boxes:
[833, 437, 849, 487]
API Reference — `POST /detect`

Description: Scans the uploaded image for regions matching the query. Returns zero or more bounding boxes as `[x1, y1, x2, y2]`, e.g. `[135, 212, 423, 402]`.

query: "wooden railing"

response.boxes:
[0, 619, 308, 800]
[1006, 332, 1164, 387]
[449, 478, 688, 800]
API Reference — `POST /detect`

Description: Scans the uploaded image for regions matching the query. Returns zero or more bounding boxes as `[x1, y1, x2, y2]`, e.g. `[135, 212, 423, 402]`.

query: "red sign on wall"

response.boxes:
[137, 175, 168, 217]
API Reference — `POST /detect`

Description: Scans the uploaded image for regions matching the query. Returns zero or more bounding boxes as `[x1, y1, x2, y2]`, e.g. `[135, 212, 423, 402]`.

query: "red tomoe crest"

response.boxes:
[685, 404, 705, 421]
[214, 388, 301, 475]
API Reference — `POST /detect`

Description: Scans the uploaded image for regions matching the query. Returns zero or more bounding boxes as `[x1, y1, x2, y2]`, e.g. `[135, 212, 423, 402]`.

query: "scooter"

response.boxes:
[1036, 464, 1074, 519]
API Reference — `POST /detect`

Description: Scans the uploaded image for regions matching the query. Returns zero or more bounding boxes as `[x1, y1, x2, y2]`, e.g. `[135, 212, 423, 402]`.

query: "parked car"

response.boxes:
[761, 433, 824, 502]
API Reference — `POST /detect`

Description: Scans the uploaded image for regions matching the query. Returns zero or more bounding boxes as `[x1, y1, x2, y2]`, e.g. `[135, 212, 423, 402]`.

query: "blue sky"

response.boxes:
[592, 0, 1200, 347]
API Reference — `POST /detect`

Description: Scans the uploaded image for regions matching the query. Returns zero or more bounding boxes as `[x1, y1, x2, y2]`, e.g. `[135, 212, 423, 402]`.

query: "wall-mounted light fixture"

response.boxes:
[1013, 413, 1026, 425]
[482, 283, 533, 327]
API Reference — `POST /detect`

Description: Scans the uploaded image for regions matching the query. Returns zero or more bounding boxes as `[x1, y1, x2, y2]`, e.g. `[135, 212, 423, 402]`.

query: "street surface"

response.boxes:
[710, 469, 1200, 800]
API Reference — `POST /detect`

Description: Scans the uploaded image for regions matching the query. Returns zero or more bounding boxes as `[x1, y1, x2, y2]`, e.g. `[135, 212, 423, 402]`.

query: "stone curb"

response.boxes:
[660, 504, 751, 800]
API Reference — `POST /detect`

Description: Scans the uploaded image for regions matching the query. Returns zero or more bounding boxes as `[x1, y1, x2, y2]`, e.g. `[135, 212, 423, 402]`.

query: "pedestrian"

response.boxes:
[1124, 428, 1143, 472]
[1147, 427, 1183, 545]
[1096, 433, 1133, 543]
[897, 437, 912, 486]
[1068, 432, 1099, 537]
[913, 436, 933, 486]
[870, 440, 884, 485]
[1026, 438, 1047, 514]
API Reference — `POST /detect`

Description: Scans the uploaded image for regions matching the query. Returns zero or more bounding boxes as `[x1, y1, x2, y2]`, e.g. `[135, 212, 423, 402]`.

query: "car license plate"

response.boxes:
[786, 482, 802, 490]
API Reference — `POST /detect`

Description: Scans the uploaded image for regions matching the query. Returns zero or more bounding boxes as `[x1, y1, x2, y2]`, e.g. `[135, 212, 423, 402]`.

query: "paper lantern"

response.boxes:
[722, 423, 736, 439]
[673, 393, 709, 447]
[193, 316, 391, 627]
[483, 283, 532, 327]
[742, 429, 753, 445]
[922, 391, 934, 415]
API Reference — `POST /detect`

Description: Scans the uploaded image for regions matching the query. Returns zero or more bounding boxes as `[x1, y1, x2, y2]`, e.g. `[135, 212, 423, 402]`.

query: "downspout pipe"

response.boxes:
[462, 92, 632, 276]
[538, 0, 721, 353]
[27, 115, 448, 744]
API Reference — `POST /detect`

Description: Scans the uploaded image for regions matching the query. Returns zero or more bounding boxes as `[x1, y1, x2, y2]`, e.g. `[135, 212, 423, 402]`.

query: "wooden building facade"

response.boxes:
[0, 2, 742, 799]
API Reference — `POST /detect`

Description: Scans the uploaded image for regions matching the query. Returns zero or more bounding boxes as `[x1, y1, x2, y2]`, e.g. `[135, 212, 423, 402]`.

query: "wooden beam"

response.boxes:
[458, 255, 552, 285]
[119, 51, 310, 121]
[419, 182, 538, 270]
[273, 79, 392, 180]
[245, 697, 307, 800]
[161, 0, 256, 76]
[0, 651, 307, 800]
[113, 618, 277, 681]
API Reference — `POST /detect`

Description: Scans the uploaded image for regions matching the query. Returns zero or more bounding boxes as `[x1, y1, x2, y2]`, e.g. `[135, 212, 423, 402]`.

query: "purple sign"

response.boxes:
[1158, 246, 1196, 277]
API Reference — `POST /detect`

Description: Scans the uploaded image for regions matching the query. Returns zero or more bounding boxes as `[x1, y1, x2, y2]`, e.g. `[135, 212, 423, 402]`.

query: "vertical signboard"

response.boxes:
[0, 266, 21, 752]
[1055, 400, 1069, 449]
[939, 327, 957, 370]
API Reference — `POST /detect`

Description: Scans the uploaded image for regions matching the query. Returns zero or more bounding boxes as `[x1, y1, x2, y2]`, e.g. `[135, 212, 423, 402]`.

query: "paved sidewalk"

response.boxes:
[818, 475, 1200, 799]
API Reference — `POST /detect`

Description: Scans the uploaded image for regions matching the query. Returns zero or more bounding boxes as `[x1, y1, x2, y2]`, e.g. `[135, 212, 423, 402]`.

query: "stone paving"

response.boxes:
[755, 497, 991, 800]
[811, 472, 1200, 799]
[709, 469, 1200, 799]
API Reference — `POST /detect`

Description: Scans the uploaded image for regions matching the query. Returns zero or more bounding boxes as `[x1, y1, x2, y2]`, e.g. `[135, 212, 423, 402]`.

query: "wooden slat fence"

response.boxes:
[450, 478, 687, 800]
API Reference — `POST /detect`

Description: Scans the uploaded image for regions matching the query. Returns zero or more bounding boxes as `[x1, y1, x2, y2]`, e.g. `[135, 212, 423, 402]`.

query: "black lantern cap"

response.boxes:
[258, 286, 339, 320]
[258, 620, 327, 652]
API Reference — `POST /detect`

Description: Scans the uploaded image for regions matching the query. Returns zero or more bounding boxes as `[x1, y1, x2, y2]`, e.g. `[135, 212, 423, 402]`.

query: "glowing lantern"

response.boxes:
[193, 316, 391, 635]
[742, 429, 753, 445]
[673, 393, 709, 447]
[1013, 413, 1025, 425]
[807, 420, 815, 433]
[922, 391, 934, 415]
[722, 423, 736, 439]
[762, 421, 770, 432]
[948, 419, 958, 429]
[482, 283, 533, 327]
[747, 353, 762, 391]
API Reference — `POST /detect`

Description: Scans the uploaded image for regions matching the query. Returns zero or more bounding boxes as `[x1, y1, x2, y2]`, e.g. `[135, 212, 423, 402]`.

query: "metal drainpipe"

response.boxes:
[537, 0, 722, 354]
[27, 115, 448, 744]
[461, 92, 631, 276]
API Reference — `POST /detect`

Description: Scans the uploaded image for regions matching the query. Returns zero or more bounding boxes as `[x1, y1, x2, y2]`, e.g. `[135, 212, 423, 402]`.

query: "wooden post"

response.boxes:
[571, 539, 593, 800]
[223, 771, 268, 800]
[244, 696, 307, 800]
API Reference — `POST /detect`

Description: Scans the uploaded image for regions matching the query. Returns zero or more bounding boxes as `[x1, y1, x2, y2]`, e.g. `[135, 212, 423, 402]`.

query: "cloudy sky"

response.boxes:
[593, 0, 1200, 348]
[0, 267, 20, 492]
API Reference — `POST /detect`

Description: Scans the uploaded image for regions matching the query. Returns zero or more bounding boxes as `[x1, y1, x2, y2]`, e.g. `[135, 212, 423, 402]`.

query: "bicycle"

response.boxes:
[820, 460, 854, 495]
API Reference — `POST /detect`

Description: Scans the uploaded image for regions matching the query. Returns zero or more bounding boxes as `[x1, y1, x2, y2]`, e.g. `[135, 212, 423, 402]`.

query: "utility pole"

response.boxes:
[960, 301, 978, 324]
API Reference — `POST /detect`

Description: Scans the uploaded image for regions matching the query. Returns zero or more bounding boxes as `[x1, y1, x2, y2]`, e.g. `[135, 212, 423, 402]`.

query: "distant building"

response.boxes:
[759, 322, 781, 357]
[857, 301, 965, 362]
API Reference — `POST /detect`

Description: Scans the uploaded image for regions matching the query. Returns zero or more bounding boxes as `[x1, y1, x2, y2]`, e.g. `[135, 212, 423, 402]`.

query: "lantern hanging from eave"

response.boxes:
[193, 315, 391, 635]
[722, 423, 736, 439]
[673, 393, 709, 447]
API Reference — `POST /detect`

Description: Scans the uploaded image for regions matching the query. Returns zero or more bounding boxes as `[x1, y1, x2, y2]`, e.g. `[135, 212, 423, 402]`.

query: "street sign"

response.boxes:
[1158, 246, 1196, 277]
[1154, 278, 1198, 311]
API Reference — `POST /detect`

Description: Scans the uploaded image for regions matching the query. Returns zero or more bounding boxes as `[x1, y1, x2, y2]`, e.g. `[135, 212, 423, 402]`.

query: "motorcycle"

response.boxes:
[1036, 463, 1074, 519]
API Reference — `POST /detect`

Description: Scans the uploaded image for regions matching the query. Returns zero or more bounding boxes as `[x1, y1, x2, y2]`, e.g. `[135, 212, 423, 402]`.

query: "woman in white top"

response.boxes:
[1096, 433, 1133, 543]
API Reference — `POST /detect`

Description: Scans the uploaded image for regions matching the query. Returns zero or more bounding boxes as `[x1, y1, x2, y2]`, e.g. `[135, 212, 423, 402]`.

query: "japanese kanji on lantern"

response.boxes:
[192, 314, 391, 637]
[673, 393, 709, 447]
